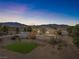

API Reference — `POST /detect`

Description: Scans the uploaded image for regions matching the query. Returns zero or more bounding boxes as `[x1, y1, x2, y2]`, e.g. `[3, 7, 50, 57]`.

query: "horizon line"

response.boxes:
[0, 21, 78, 26]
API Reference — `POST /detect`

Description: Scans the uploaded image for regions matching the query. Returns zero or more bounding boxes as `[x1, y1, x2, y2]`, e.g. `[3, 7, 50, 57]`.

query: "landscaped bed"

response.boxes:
[4, 41, 38, 54]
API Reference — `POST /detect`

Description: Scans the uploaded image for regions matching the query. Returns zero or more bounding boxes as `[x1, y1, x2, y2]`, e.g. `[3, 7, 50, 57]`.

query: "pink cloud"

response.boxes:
[5, 4, 28, 14]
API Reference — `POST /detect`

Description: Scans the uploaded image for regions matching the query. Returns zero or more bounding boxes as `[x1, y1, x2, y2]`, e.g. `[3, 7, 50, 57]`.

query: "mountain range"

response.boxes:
[0, 22, 27, 28]
[0, 22, 69, 29]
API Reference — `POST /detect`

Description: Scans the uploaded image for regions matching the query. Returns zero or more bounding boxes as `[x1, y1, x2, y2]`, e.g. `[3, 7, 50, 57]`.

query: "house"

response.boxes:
[8, 27, 16, 35]
[18, 32, 30, 39]
[36, 27, 57, 37]
[45, 28, 57, 37]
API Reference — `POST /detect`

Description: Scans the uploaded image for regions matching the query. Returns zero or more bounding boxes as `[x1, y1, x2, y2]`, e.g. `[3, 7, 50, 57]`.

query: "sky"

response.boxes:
[0, 0, 79, 25]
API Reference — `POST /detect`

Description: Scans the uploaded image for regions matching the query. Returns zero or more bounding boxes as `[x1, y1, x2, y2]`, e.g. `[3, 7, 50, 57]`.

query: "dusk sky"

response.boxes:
[0, 0, 79, 25]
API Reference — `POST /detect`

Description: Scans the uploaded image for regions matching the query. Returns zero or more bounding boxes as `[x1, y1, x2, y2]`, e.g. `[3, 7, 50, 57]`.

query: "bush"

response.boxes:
[11, 35, 20, 41]
[27, 26, 32, 32]
[57, 43, 65, 50]
[29, 32, 36, 39]
[49, 37, 67, 50]
[73, 37, 79, 48]
[49, 37, 62, 45]
[49, 37, 57, 45]
[71, 25, 79, 48]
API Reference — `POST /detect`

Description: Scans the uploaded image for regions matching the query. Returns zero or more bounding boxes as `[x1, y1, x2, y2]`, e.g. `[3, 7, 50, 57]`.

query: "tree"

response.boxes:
[1, 26, 8, 34]
[16, 27, 19, 34]
[23, 27, 27, 32]
[27, 26, 32, 32]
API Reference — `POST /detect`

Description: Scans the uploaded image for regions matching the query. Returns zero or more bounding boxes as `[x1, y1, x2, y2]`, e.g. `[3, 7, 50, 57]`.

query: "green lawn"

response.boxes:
[5, 41, 38, 54]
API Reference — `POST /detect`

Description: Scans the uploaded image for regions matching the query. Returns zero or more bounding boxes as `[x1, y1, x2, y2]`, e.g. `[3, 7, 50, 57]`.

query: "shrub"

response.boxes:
[73, 37, 79, 48]
[27, 26, 32, 32]
[29, 32, 36, 39]
[57, 43, 65, 50]
[71, 25, 79, 48]
[11, 35, 20, 41]
[49, 37, 62, 45]
[49, 37, 67, 50]
[49, 37, 57, 45]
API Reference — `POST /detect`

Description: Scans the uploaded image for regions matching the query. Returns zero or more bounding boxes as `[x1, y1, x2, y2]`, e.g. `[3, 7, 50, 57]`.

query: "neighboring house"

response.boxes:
[45, 28, 57, 37]
[57, 27, 68, 36]
[61, 30, 68, 36]
[33, 28, 43, 35]
[18, 32, 30, 39]
[36, 27, 57, 37]
[37, 29, 43, 35]
[8, 28, 16, 35]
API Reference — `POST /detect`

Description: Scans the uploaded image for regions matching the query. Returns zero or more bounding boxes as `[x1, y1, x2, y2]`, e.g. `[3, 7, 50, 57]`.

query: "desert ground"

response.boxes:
[0, 34, 79, 59]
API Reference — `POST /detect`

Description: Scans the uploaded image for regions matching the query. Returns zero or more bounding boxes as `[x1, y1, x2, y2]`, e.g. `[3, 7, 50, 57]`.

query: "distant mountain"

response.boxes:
[0, 22, 27, 28]
[0, 22, 69, 29]
[36, 24, 69, 29]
